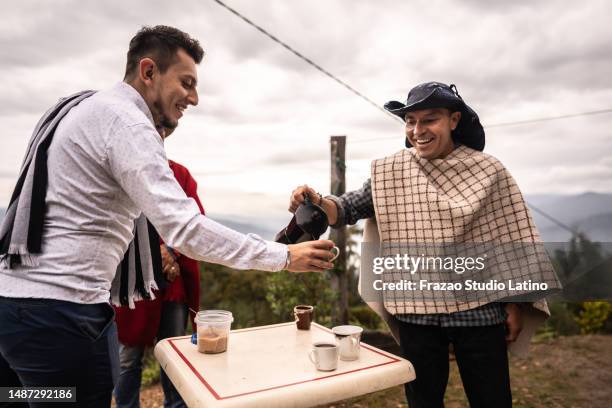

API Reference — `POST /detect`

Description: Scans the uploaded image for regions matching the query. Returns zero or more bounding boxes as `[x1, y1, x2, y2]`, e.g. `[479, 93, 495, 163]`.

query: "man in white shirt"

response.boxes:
[0, 25, 335, 407]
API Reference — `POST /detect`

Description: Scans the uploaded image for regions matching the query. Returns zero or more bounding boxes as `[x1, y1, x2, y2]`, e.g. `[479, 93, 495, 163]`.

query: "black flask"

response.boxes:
[275, 196, 329, 244]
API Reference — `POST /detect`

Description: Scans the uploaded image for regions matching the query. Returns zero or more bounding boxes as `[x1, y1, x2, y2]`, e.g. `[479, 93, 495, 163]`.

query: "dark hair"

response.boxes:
[124, 25, 204, 80]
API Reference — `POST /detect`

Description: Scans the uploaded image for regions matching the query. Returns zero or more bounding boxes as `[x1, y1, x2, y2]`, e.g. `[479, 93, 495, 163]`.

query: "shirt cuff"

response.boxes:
[263, 240, 289, 272]
[325, 195, 346, 228]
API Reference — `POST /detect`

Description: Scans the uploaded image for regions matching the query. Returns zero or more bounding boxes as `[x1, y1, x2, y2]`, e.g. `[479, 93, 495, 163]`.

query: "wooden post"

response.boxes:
[330, 136, 348, 325]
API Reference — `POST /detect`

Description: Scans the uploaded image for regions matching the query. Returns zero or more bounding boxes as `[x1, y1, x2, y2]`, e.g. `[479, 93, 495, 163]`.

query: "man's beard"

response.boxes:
[152, 100, 178, 131]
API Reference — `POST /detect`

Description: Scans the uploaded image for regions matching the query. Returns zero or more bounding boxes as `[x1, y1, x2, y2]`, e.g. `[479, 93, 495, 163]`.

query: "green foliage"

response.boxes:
[348, 304, 384, 330]
[199, 262, 280, 328]
[141, 349, 160, 387]
[546, 233, 612, 336]
[264, 224, 365, 327]
[575, 301, 612, 334]
[552, 233, 612, 301]
[194, 229, 612, 342]
[265, 271, 335, 326]
[540, 301, 580, 337]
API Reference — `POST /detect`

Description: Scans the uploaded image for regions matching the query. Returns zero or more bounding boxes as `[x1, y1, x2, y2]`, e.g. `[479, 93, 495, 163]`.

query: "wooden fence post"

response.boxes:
[330, 136, 348, 325]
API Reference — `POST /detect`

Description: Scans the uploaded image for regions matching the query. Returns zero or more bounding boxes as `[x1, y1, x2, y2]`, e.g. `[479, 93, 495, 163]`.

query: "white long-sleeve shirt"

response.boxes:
[0, 82, 287, 304]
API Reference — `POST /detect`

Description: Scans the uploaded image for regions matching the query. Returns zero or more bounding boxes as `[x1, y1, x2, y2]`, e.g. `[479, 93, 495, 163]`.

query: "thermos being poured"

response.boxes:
[275, 195, 329, 244]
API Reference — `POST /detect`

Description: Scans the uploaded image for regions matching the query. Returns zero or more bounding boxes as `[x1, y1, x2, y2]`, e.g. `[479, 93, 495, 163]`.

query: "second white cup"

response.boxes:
[332, 325, 363, 361]
[308, 342, 338, 371]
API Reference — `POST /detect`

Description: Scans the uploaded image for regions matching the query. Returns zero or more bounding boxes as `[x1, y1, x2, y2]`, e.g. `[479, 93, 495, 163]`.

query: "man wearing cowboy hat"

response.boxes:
[290, 82, 559, 408]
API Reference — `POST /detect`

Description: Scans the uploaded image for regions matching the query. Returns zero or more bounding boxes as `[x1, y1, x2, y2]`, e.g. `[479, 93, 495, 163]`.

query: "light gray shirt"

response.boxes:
[0, 82, 287, 304]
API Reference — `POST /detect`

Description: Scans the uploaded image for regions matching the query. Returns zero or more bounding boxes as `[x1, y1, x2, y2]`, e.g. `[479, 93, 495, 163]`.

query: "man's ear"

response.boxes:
[450, 111, 461, 130]
[138, 58, 157, 85]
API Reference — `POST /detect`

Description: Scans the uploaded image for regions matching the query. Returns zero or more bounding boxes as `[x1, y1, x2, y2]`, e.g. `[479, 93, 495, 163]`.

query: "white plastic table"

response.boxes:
[154, 322, 415, 407]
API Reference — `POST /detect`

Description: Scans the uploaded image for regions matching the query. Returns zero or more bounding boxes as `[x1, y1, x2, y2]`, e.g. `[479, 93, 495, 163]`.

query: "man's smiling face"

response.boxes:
[151, 48, 199, 130]
[405, 108, 461, 159]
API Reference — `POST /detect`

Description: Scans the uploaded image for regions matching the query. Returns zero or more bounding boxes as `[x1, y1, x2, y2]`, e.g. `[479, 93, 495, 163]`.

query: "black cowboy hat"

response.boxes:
[384, 82, 485, 151]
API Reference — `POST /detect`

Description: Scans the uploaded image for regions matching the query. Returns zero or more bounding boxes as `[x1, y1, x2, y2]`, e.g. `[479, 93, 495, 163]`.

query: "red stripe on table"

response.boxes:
[168, 338, 221, 400]
[167, 323, 402, 401]
[222, 360, 398, 400]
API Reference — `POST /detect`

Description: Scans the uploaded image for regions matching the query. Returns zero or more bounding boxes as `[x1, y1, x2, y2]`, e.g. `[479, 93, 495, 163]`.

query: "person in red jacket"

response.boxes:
[114, 126, 203, 408]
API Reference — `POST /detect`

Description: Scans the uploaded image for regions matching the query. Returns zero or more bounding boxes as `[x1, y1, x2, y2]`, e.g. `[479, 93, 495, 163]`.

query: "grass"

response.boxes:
[135, 334, 612, 408]
[319, 335, 612, 408]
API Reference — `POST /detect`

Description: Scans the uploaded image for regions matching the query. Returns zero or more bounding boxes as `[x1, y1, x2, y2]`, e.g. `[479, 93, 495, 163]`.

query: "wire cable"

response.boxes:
[204, 1, 597, 240]
[210, 1, 612, 144]
[528, 203, 578, 235]
[210, 0, 402, 123]
[486, 108, 612, 129]
[351, 108, 612, 143]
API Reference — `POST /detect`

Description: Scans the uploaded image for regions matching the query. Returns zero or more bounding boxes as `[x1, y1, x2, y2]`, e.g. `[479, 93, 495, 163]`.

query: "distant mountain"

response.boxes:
[214, 194, 612, 243]
[213, 193, 612, 243]
[0, 208, 282, 240]
[208, 215, 281, 241]
[1, 192, 610, 243]
[527, 192, 612, 224]
[525, 193, 612, 242]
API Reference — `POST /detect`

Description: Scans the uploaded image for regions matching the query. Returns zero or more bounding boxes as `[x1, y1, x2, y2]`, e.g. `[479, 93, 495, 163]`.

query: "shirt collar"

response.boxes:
[113, 82, 155, 126]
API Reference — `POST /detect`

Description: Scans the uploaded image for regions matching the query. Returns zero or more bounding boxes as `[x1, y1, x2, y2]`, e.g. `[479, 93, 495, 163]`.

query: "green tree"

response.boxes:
[547, 233, 612, 336]
[575, 301, 612, 334]
[265, 271, 335, 326]
[552, 233, 612, 301]
[199, 262, 280, 328]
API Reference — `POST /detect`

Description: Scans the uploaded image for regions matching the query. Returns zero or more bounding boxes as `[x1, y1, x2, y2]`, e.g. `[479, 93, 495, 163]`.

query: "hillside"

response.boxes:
[2, 192, 611, 242]
[527, 193, 612, 242]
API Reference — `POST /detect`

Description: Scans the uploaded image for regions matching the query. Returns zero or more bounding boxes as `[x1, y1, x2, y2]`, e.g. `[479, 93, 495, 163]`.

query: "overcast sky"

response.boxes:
[1, 0, 611, 227]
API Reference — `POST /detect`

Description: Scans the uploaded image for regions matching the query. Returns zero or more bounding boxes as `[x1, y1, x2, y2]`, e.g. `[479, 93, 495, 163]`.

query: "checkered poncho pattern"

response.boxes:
[371, 145, 561, 314]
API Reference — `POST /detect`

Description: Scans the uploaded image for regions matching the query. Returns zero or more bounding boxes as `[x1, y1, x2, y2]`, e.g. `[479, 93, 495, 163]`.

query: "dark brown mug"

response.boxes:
[294, 305, 314, 330]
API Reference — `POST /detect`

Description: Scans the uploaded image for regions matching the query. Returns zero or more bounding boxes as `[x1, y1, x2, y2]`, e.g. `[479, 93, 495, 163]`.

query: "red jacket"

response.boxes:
[114, 160, 204, 347]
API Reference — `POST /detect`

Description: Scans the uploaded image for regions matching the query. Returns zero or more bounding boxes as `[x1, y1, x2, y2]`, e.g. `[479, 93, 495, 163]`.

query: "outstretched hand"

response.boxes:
[286, 240, 336, 272]
[289, 185, 320, 213]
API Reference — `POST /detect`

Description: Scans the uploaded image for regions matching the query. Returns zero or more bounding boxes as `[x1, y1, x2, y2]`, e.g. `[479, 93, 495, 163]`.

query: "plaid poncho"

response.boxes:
[370, 145, 561, 314]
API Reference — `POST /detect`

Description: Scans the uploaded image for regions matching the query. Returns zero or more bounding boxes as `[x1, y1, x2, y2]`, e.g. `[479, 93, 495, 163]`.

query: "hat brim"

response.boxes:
[384, 90, 485, 152]
[384, 87, 461, 120]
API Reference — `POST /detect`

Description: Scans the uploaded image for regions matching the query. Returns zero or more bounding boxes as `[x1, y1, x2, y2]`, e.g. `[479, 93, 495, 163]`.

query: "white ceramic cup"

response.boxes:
[308, 342, 338, 371]
[332, 325, 363, 361]
[330, 246, 340, 262]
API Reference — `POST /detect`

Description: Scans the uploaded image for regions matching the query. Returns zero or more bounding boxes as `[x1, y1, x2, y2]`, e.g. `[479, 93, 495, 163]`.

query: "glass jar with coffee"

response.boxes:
[195, 310, 233, 354]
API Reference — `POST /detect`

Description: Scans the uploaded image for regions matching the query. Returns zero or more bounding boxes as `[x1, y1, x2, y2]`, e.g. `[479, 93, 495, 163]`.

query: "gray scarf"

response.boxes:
[0, 90, 163, 308]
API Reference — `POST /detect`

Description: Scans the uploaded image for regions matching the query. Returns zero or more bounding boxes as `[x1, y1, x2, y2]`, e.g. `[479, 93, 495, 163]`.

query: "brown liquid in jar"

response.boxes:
[197, 327, 229, 354]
